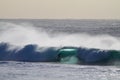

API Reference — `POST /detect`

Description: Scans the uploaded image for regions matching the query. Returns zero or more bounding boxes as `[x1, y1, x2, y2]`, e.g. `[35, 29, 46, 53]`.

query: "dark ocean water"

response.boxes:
[0, 19, 120, 80]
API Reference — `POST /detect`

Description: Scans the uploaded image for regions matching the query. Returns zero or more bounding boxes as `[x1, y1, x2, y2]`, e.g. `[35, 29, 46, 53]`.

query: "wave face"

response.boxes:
[0, 19, 120, 65]
[0, 43, 59, 62]
[0, 43, 120, 65]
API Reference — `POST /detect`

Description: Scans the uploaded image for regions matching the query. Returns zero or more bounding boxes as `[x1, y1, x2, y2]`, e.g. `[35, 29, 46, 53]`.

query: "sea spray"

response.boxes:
[0, 22, 120, 50]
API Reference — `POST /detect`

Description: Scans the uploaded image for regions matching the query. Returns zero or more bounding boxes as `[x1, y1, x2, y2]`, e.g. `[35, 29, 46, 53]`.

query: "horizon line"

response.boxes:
[0, 18, 120, 20]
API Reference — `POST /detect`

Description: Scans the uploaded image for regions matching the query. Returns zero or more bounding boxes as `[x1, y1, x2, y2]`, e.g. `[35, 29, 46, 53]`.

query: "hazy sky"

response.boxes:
[0, 0, 120, 19]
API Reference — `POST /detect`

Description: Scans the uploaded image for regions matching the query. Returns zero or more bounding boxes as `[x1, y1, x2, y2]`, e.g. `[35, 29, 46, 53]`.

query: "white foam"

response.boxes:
[0, 22, 120, 50]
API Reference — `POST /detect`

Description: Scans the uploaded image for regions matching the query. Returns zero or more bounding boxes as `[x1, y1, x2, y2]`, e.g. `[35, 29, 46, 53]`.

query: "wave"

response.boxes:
[0, 43, 120, 65]
[0, 22, 120, 65]
[0, 43, 59, 62]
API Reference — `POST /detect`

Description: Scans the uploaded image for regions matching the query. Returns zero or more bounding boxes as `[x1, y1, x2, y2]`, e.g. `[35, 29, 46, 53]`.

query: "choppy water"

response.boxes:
[0, 61, 120, 80]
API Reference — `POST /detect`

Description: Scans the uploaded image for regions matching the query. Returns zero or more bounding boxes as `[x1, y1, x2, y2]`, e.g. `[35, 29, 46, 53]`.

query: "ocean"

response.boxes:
[0, 19, 120, 80]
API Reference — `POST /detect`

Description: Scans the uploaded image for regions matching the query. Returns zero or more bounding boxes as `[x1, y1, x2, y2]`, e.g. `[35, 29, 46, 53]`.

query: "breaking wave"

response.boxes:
[0, 43, 120, 65]
[0, 22, 120, 65]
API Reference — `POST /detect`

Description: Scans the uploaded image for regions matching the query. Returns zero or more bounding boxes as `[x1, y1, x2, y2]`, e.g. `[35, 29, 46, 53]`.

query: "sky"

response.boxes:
[0, 0, 120, 19]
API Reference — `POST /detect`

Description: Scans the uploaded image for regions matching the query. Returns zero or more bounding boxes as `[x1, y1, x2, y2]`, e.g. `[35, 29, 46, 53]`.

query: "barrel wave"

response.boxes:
[0, 42, 120, 65]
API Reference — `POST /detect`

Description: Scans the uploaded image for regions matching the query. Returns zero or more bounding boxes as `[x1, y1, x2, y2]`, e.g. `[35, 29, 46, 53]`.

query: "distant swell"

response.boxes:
[0, 42, 120, 65]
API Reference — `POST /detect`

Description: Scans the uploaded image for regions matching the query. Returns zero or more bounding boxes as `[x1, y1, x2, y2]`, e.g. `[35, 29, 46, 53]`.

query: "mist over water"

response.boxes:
[0, 22, 120, 50]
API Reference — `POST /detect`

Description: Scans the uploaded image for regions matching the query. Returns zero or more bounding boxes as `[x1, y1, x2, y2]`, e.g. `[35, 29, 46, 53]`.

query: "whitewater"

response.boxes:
[0, 19, 120, 80]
